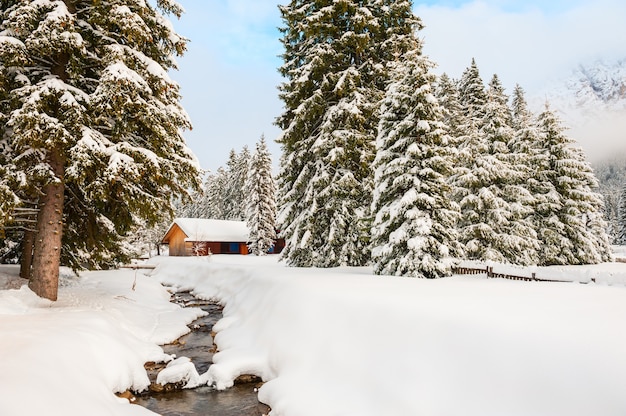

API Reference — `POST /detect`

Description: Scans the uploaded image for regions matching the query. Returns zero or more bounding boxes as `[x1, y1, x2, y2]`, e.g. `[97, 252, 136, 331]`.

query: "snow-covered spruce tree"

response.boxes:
[129, 215, 173, 257]
[221, 150, 240, 220]
[618, 182, 626, 245]
[435, 73, 465, 142]
[371, 48, 460, 278]
[485, 76, 539, 264]
[534, 105, 612, 265]
[204, 167, 228, 219]
[453, 69, 539, 265]
[276, 0, 419, 267]
[221, 148, 245, 220]
[0, 137, 18, 229]
[457, 58, 488, 122]
[245, 136, 277, 256]
[232, 146, 251, 219]
[509, 84, 543, 162]
[0, 1, 200, 300]
[592, 155, 626, 241]
[0, 42, 19, 227]
[176, 170, 221, 220]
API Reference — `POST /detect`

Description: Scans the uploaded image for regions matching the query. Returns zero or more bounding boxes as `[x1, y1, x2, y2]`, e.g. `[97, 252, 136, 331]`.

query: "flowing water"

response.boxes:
[134, 293, 270, 416]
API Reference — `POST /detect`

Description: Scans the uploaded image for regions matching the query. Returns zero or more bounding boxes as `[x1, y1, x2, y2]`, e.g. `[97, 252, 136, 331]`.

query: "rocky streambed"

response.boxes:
[130, 292, 270, 416]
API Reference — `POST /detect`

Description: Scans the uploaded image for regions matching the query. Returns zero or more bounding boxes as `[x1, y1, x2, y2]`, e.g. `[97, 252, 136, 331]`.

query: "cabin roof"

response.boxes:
[162, 218, 249, 243]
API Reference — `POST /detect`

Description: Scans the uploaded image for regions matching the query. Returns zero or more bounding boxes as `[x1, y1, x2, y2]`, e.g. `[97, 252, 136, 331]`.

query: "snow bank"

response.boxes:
[0, 265, 205, 416]
[152, 255, 626, 416]
[2, 254, 626, 416]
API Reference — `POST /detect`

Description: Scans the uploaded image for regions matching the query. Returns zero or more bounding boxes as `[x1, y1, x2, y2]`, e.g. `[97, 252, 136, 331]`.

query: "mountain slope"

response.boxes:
[534, 58, 626, 163]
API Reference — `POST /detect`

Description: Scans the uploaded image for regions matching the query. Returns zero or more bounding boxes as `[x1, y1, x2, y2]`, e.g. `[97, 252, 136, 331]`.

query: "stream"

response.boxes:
[133, 293, 270, 416]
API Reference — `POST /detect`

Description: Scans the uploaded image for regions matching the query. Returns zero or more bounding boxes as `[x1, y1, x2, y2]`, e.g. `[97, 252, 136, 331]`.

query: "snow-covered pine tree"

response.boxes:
[485, 76, 539, 264]
[457, 58, 488, 122]
[371, 47, 460, 278]
[233, 146, 251, 219]
[0, 139, 18, 228]
[592, 155, 626, 241]
[221, 147, 249, 221]
[509, 84, 543, 161]
[245, 136, 277, 256]
[130, 215, 173, 257]
[435, 73, 465, 141]
[176, 182, 207, 219]
[276, 0, 419, 267]
[0, 0, 200, 300]
[222, 150, 240, 220]
[204, 167, 228, 219]
[534, 105, 612, 265]
[618, 182, 626, 245]
[0, 38, 19, 229]
[453, 69, 539, 265]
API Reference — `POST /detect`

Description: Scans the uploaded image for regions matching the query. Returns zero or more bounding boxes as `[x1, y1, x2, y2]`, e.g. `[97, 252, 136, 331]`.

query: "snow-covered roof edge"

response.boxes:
[163, 218, 249, 243]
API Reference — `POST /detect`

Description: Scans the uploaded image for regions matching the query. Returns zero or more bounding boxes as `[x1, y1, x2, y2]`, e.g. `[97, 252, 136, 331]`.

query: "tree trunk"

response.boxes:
[29, 150, 65, 301]
[28, 14, 72, 300]
[20, 229, 34, 280]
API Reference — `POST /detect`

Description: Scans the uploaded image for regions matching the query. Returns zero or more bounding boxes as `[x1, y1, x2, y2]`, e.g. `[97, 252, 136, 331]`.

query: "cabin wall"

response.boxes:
[207, 242, 221, 255]
[185, 241, 211, 256]
[167, 227, 188, 256]
[180, 241, 247, 256]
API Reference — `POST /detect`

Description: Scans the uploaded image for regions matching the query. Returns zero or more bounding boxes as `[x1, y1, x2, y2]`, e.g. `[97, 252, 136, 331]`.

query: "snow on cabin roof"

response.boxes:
[169, 218, 249, 242]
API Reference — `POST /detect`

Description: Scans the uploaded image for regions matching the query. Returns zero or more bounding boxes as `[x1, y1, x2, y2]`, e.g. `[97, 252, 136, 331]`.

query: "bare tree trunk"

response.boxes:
[20, 229, 34, 280]
[29, 150, 65, 301]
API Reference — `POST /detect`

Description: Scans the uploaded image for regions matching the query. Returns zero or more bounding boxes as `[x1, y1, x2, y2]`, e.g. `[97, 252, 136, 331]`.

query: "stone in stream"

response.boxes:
[133, 291, 270, 416]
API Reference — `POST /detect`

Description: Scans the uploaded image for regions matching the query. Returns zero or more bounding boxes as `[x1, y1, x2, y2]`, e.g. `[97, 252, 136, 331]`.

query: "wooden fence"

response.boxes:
[451, 266, 595, 284]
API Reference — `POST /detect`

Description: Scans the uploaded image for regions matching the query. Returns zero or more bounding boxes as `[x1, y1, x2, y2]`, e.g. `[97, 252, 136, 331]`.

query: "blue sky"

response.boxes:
[169, 0, 625, 172]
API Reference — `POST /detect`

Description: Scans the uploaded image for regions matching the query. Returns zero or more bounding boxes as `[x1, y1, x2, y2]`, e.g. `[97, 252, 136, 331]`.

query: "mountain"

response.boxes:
[533, 58, 626, 164]
[551, 59, 626, 110]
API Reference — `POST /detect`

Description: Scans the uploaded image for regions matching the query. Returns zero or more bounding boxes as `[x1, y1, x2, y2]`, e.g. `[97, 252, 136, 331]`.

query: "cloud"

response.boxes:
[568, 110, 626, 163]
[415, 0, 626, 92]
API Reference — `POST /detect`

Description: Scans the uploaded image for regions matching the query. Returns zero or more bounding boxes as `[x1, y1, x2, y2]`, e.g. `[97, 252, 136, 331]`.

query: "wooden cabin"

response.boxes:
[161, 218, 250, 256]
[161, 218, 285, 256]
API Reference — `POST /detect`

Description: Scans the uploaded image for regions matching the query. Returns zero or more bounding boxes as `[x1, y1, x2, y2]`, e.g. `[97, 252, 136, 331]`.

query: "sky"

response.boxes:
[168, 0, 626, 172]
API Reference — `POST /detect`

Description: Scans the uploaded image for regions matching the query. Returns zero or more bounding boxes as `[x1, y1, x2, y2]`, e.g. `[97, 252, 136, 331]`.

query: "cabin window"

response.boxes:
[220, 242, 241, 254]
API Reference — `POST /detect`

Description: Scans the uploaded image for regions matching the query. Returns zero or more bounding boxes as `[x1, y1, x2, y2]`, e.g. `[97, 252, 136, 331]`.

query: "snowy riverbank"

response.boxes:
[1, 255, 626, 415]
[0, 265, 205, 416]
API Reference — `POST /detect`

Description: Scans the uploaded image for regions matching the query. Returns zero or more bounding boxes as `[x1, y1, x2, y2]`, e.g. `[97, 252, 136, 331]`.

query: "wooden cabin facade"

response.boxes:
[161, 218, 283, 256]
[162, 218, 249, 256]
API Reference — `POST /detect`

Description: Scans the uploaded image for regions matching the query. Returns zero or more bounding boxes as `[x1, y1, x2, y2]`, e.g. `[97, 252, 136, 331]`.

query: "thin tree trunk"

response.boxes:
[29, 150, 65, 301]
[20, 229, 34, 280]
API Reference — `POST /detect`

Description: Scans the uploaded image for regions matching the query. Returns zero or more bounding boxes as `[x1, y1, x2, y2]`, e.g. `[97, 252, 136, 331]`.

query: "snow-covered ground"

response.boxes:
[1, 254, 626, 416]
[0, 265, 205, 416]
